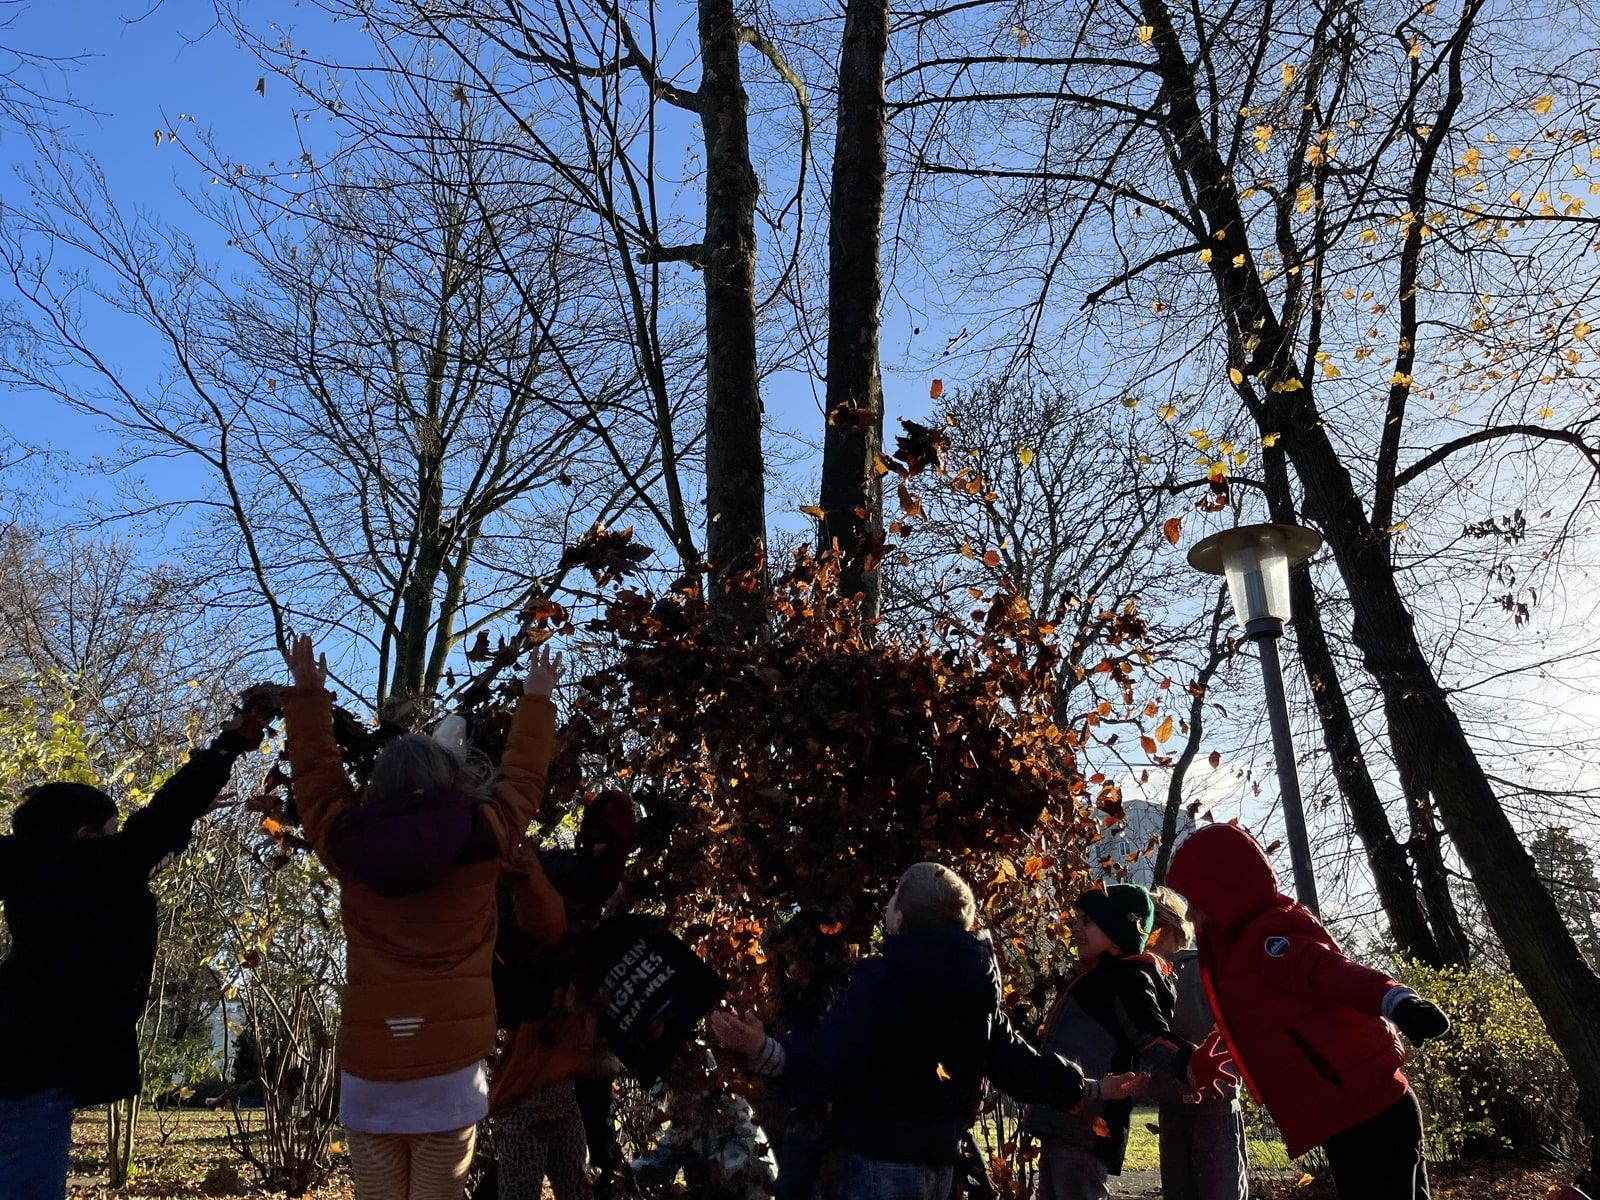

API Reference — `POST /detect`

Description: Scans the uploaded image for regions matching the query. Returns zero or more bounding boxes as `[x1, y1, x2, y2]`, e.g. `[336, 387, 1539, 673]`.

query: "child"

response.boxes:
[1148, 886, 1248, 1200]
[281, 635, 564, 1200]
[0, 700, 266, 1200]
[1164, 823, 1450, 1200]
[490, 789, 639, 1200]
[711, 862, 1142, 1200]
[1021, 882, 1188, 1200]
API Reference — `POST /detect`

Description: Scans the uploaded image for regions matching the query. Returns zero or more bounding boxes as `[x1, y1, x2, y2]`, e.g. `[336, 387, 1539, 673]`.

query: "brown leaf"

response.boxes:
[930, 378, 945, 399]
[1163, 516, 1183, 546]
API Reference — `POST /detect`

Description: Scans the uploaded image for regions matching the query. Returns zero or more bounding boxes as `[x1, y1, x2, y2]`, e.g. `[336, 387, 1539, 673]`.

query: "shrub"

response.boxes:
[1403, 962, 1583, 1166]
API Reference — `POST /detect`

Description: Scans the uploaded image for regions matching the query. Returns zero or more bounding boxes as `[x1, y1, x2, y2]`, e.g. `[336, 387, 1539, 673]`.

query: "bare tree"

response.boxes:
[893, 0, 1600, 1166]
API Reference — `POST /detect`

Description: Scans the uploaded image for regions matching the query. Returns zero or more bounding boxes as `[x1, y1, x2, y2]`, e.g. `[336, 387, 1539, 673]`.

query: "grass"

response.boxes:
[68, 1109, 354, 1198]
[1117, 1106, 1293, 1173]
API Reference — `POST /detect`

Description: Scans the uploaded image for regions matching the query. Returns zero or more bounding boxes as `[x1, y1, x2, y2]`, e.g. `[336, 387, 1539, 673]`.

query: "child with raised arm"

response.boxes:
[281, 635, 565, 1200]
[0, 701, 267, 1200]
[711, 862, 1142, 1200]
[1022, 882, 1190, 1200]
[1165, 823, 1450, 1200]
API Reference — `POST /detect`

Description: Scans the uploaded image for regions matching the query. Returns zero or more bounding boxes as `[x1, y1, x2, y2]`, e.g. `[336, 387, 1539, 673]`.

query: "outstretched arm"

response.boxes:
[479, 644, 562, 854]
[279, 635, 354, 862]
[119, 706, 268, 872]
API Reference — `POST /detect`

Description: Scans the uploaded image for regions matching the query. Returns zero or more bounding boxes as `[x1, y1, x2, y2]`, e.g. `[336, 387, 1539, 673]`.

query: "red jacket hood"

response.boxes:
[1165, 824, 1281, 932]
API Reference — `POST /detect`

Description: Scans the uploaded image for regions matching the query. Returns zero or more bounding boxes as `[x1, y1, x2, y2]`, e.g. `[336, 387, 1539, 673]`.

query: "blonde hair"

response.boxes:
[1150, 885, 1195, 952]
[365, 733, 489, 806]
[892, 862, 977, 932]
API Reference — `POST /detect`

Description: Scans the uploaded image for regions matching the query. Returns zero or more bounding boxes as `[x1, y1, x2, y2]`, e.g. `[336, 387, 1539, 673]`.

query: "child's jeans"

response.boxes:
[840, 1154, 954, 1200]
[1157, 1101, 1251, 1200]
[1036, 1142, 1109, 1200]
[1322, 1091, 1430, 1200]
[0, 1087, 76, 1200]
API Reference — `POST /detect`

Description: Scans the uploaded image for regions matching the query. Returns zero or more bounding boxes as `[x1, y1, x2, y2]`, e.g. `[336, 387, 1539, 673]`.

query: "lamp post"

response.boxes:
[1188, 523, 1324, 916]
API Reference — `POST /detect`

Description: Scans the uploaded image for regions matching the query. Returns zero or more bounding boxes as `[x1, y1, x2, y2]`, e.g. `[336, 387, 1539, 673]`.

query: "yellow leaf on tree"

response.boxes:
[1281, 64, 1297, 89]
[1261, 432, 1281, 447]
[1359, 228, 1378, 245]
[1228, 367, 1244, 385]
[1321, 361, 1342, 379]
[1155, 714, 1175, 742]
[1206, 462, 1229, 482]
[1188, 429, 1214, 450]
[1271, 378, 1304, 392]
[1390, 371, 1414, 386]
[1198, 247, 1214, 264]
[1254, 125, 1273, 154]
[1538, 405, 1556, 420]
[1232, 254, 1246, 267]
[1017, 446, 1036, 467]
[1137, 24, 1154, 44]
[1158, 402, 1178, 422]
[1575, 320, 1593, 340]
[1532, 94, 1554, 115]
[1296, 185, 1315, 213]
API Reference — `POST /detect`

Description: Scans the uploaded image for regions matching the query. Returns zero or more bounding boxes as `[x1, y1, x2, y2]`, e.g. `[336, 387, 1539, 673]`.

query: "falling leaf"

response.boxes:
[1162, 516, 1182, 546]
[1018, 446, 1036, 467]
[255, 77, 266, 97]
[1208, 750, 1222, 769]
[1120, 395, 1140, 409]
[1360, 228, 1378, 245]
[1532, 94, 1554, 115]
[936, 1062, 953, 1081]
[929, 378, 944, 399]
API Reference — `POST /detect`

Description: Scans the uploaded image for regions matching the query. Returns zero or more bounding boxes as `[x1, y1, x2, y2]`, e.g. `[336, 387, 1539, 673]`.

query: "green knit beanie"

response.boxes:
[1076, 883, 1156, 956]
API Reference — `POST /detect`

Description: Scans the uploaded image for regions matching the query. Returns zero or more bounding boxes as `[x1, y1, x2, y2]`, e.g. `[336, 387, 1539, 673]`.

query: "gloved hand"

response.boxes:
[1391, 995, 1450, 1043]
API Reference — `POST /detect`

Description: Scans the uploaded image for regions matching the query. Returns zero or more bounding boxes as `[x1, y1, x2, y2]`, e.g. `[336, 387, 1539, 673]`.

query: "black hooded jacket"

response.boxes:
[0, 744, 243, 1104]
[777, 928, 1089, 1166]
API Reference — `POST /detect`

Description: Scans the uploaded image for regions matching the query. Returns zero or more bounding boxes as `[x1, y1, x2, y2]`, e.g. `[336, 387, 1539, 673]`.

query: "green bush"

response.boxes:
[1403, 962, 1583, 1165]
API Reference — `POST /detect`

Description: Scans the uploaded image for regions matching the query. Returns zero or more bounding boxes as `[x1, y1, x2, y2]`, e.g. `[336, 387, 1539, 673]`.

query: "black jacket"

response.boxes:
[0, 745, 242, 1104]
[1021, 951, 1184, 1173]
[778, 929, 1089, 1166]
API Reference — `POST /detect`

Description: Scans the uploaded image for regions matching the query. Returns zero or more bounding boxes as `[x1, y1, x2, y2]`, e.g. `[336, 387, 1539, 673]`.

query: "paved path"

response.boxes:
[1109, 1168, 1163, 1197]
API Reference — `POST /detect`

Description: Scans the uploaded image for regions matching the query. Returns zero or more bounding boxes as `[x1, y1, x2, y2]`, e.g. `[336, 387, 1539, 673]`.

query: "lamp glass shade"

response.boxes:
[1186, 523, 1323, 634]
[1221, 536, 1291, 627]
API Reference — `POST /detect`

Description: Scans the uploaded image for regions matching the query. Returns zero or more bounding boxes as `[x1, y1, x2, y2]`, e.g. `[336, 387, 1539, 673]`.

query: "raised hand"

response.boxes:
[284, 634, 328, 691]
[523, 641, 564, 699]
[709, 1008, 768, 1057]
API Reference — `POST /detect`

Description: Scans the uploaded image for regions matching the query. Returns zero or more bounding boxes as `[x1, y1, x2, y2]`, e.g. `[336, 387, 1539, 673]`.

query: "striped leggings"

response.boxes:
[347, 1126, 477, 1200]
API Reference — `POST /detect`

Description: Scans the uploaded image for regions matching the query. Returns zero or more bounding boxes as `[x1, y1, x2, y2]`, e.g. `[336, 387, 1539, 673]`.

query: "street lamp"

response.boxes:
[1188, 523, 1324, 915]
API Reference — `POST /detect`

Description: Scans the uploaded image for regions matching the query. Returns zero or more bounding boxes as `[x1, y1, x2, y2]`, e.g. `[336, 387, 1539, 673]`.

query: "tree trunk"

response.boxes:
[1141, 0, 1600, 1174]
[1263, 448, 1447, 966]
[1155, 587, 1228, 884]
[817, 0, 889, 614]
[1398, 767, 1475, 966]
[698, 0, 766, 636]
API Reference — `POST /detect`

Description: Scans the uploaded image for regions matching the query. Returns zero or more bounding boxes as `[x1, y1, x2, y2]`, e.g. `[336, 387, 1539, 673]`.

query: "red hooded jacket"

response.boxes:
[1165, 824, 1409, 1157]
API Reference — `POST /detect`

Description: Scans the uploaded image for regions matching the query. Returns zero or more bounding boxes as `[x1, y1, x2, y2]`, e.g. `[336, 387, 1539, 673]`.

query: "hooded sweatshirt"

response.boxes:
[753, 928, 1092, 1167]
[1165, 824, 1410, 1157]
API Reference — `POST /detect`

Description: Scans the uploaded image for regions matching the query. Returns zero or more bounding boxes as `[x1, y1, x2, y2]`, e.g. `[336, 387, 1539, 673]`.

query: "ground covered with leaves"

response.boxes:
[64, 1109, 1570, 1199]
